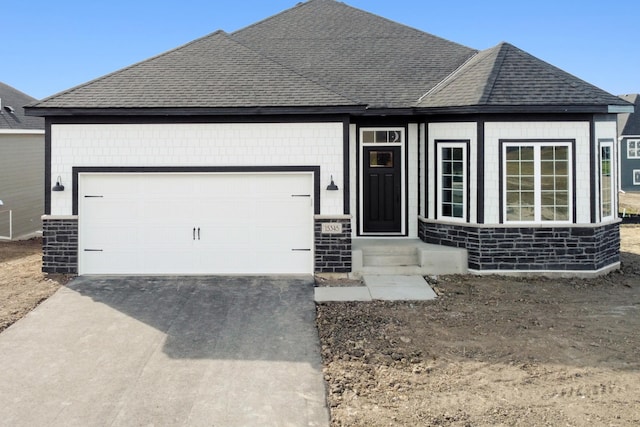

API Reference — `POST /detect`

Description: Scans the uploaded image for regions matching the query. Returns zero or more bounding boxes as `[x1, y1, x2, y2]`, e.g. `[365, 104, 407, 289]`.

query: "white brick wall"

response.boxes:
[50, 122, 344, 215]
[484, 121, 591, 224]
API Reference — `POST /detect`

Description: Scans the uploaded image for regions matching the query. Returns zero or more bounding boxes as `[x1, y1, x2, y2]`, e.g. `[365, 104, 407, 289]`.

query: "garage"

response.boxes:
[78, 172, 314, 275]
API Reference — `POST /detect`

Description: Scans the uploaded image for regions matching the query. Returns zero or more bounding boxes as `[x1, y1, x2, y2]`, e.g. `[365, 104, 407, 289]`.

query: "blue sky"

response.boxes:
[3, 0, 638, 100]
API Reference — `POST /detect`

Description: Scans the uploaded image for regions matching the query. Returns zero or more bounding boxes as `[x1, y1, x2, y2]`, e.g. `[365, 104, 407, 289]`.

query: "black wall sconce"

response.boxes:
[52, 176, 65, 192]
[326, 175, 339, 191]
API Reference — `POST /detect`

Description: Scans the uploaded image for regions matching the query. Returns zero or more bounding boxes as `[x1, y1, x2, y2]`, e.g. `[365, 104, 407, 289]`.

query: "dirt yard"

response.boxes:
[317, 225, 640, 426]
[1, 222, 639, 426]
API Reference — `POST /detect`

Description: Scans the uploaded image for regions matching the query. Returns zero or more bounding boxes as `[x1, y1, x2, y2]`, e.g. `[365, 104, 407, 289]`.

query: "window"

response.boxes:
[361, 129, 403, 144]
[634, 170, 640, 186]
[504, 143, 571, 222]
[438, 143, 466, 220]
[600, 142, 613, 219]
[628, 139, 640, 159]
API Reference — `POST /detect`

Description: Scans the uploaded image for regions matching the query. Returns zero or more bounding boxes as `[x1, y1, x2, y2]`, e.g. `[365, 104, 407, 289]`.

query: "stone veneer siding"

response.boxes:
[42, 216, 78, 274]
[314, 217, 352, 273]
[419, 220, 620, 271]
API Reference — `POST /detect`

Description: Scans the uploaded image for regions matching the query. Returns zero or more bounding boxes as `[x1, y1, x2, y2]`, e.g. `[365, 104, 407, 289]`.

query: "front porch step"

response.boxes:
[351, 238, 468, 278]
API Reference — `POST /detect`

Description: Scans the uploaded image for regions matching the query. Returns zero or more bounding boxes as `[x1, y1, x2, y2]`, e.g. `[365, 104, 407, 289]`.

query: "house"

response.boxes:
[617, 94, 640, 192]
[26, 0, 632, 276]
[0, 82, 44, 240]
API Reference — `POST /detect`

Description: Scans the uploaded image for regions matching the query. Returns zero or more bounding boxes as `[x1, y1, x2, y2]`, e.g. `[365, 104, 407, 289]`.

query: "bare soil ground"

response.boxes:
[1, 221, 639, 426]
[0, 238, 70, 332]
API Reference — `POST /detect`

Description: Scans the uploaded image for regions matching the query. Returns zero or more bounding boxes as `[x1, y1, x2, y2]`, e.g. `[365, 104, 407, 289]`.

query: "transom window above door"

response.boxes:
[361, 128, 404, 144]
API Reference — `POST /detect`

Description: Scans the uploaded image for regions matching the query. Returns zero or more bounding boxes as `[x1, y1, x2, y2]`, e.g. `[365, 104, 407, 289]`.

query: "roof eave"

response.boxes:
[24, 105, 368, 117]
[414, 104, 619, 115]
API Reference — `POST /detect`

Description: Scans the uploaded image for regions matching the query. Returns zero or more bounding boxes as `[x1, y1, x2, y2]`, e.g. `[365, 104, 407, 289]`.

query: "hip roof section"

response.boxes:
[27, 0, 628, 115]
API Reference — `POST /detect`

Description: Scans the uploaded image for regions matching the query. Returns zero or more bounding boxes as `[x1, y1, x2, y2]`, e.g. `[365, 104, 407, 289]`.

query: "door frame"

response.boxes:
[358, 127, 406, 235]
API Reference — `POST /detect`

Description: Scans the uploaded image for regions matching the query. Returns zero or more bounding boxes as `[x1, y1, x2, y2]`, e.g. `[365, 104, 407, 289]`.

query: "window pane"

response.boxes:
[541, 191, 555, 206]
[506, 162, 520, 175]
[555, 161, 568, 175]
[507, 207, 519, 221]
[452, 148, 463, 160]
[442, 162, 452, 174]
[555, 146, 568, 159]
[521, 161, 535, 175]
[452, 162, 463, 174]
[375, 131, 387, 143]
[452, 190, 463, 203]
[521, 177, 535, 191]
[442, 148, 452, 160]
[442, 204, 452, 216]
[521, 191, 535, 205]
[362, 131, 374, 143]
[541, 176, 554, 190]
[541, 146, 555, 160]
[521, 147, 534, 160]
[506, 192, 520, 205]
[369, 151, 393, 167]
[442, 190, 452, 202]
[541, 160, 554, 175]
[453, 205, 464, 217]
[555, 206, 569, 221]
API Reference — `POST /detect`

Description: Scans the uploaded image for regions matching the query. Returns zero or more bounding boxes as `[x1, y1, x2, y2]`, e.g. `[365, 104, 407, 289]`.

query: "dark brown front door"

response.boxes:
[363, 146, 401, 232]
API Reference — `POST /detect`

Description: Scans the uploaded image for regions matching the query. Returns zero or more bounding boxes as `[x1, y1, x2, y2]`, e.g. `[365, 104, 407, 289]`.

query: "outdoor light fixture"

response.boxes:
[326, 175, 339, 191]
[52, 176, 65, 192]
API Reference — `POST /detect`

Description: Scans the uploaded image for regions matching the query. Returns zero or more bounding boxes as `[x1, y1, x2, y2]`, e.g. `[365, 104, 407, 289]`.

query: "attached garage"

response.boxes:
[78, 172, 315, 275]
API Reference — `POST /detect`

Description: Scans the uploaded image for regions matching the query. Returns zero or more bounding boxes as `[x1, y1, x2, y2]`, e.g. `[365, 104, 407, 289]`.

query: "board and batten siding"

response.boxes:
[0, 133, 44, 239]
[50, 122, 345, 216]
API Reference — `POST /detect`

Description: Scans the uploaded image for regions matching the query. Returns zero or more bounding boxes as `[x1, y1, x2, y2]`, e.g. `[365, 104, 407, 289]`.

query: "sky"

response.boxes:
[3, 0, 638, 101]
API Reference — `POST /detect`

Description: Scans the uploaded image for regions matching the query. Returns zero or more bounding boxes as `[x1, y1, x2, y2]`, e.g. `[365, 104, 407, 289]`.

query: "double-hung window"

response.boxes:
[437, 142, 467, 221]
[600, 141, 614, 219]
[627, 139, 640, 159]
[503, 142, 572, 223]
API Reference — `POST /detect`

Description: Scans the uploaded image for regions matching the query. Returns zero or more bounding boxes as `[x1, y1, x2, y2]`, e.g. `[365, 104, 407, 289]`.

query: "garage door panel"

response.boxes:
[79, 173, 314, 275]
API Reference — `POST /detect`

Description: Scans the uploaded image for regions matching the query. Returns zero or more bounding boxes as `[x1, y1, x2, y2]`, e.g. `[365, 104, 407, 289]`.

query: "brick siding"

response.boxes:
[314, 217, 352, 273]
[42, 216, 78, 274]
[419, 220, 619, 272]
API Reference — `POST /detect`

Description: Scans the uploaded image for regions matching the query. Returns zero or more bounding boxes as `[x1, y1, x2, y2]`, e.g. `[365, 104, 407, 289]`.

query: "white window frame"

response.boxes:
[628, 139, 640, 159]
[600, 141, 614, 220]
[502, 142, 573, 224]
[437, 142, 467, 222]
[358, 127, 406, 235]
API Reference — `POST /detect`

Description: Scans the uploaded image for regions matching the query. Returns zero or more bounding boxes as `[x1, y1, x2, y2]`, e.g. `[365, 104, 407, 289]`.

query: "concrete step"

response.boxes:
[362, 253, 419, 267]
[351, 238, 468, 278]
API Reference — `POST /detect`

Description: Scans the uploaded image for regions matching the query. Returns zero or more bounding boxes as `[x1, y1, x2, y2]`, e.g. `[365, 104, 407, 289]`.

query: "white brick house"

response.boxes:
[27, 0, 632, 276]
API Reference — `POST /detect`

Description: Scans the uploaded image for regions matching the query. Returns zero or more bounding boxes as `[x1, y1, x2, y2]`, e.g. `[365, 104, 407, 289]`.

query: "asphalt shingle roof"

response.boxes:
[0, 82, 43, 130]
[618, 94, 640, 136]
[418, 43, 628, 108]
[27, 0, 628, 114]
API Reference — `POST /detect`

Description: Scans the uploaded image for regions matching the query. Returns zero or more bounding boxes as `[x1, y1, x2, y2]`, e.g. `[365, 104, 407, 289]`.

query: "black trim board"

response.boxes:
[476, 120, 485, 223]
[342, 118, 350, 215]
[44, 119, 52, 214]
[589, 119, 596, 223]
[71, 166, 322, 216]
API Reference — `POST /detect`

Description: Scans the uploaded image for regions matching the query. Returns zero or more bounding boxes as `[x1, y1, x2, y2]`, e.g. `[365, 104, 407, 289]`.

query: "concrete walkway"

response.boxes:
[0, 276, 329, 427]
[314, 275, 437, 302]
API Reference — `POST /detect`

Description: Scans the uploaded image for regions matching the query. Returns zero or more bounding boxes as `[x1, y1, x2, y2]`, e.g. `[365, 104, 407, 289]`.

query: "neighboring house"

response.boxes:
[617, 94, 640, 192]
[26, 0, 633, 276]
[0, 82, 44, 240]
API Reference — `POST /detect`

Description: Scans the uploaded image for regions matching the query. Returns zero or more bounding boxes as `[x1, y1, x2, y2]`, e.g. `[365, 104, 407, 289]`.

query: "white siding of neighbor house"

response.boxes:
[0, 133, 44, 239]
[484, 121, 591, 224]
[427, 122, 477, 221]
[50, 122, 344, 216]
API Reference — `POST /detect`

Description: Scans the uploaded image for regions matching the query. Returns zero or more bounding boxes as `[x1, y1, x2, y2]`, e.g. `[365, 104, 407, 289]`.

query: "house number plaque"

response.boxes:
[321, 223, 343, 234]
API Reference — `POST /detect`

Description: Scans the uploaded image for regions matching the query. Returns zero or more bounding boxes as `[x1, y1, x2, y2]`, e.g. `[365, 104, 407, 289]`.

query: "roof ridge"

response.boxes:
[415, 50, 479, 104]
[30, 30, 230, 108]
[478, 42, 509, 104]
[228, 29, 363, 105]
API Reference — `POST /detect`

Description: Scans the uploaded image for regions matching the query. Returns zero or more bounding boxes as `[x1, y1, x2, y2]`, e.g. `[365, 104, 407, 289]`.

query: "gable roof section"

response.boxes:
[417, 42, 629, 111]
[0, 82, 43, 130]
[618, 94, 640, 136]
[28, 30, 359, 113]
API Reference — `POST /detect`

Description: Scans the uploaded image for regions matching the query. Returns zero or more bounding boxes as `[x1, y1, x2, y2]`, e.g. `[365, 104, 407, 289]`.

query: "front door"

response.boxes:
[363, 146, 402, 232]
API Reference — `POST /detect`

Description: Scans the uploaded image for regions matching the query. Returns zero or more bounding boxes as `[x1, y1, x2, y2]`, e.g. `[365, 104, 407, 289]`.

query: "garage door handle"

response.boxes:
[197, 227, 200, 240]
[193, 227, 196, 240]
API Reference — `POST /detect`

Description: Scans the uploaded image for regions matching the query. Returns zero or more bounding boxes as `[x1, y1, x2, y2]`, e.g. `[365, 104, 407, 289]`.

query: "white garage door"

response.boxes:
[79, 173, 314, 275]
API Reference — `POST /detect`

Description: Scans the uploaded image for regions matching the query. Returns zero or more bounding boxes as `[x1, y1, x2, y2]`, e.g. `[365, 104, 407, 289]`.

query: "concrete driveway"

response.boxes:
[0, 276, 329, 426]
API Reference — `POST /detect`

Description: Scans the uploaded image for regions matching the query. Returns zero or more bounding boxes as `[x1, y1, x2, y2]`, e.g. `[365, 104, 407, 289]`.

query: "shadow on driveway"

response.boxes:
[0, 275, 329, 426]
